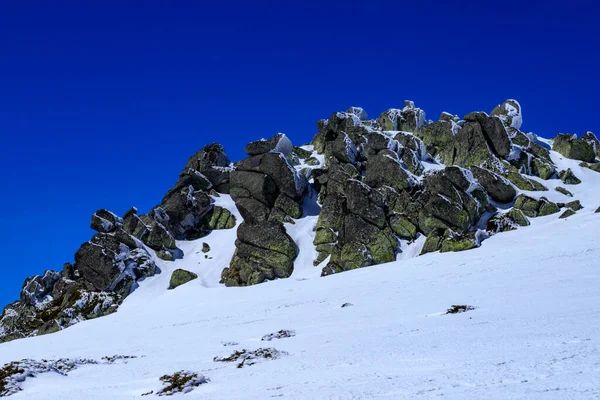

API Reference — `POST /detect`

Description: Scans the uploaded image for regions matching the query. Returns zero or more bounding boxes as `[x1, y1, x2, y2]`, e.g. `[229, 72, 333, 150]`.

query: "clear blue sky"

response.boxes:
[0, 1, 598, 307]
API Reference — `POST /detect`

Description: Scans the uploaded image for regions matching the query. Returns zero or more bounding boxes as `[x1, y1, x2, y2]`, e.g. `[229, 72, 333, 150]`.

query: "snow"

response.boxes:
[1, 151, 600, 399]
[503, 99, 523, 130]
[271, 133, 293, 158]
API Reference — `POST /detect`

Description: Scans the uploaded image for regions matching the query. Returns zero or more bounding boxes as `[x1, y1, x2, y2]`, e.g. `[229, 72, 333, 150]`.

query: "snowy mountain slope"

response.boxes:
[1, 149, 599, 399]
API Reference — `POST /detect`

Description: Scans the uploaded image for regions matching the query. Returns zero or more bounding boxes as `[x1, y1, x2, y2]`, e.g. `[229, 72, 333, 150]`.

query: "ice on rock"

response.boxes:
[272, 133, 294, 158]
[347, 106, 368, 121]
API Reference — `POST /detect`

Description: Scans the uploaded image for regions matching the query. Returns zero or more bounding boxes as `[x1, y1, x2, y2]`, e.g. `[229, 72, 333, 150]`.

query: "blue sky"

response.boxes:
[0, 1, 598, 307]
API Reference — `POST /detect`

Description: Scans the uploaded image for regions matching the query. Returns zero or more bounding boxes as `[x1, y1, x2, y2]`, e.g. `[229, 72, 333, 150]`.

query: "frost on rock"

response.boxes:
[261, 329, 296, 341]
[213, 348, 288, 368]
[491, 99, 523, 130]
[156, 371, 209, 396]
[335, 111, 361, 127]
[346, 106, 368, 121]
[0, 356, 135, 397]
[272, 133, 294, 158]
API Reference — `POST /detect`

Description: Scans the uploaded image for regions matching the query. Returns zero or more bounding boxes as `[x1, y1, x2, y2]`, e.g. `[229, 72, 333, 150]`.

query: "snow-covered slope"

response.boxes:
[1, 149, 599, 399]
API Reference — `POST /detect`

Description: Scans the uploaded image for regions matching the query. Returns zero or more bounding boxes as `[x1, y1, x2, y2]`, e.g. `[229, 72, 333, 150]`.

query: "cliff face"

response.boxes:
[2, 99, 599, 343]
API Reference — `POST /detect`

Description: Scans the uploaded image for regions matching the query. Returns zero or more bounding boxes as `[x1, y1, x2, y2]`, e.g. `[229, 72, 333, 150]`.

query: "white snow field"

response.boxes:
[1, 150, 600, 399]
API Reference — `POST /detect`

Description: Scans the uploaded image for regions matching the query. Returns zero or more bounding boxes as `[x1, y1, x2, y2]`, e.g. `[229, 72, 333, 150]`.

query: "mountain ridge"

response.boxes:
[1, 99, 599, 346]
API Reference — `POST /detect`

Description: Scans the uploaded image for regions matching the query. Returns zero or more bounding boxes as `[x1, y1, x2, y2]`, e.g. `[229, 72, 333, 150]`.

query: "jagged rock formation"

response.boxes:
[221, 134, 308, 286]
[2, 99, 596, 343]
[553, 133, 596, 163]
[0, 143, 237, 343]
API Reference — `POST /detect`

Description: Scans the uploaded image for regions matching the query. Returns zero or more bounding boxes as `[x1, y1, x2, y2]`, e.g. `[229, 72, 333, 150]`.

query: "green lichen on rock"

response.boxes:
[168, 269, 198, 290]
[503, 171, 548, 191]
[204, 206, 236, 230]
[365, 229, 397, 265]
[564, 200, 582, 211]
[586, 163, 600, 173]
[390, 214, 417, 240]
[202, 242, 211, 253]
[559, 209, 576, 219]
[439, 234, 478, 253]
[558, 169, 581, 185]
[156, 250, 174, 261]
[420, 234, 443, 255]
[332, 242, 372, 271]
[513, 194, 540, 217]
[555, 186, 573, 197]
[538, 198, 560, 216]
[487, 208, 531, 233]
[552, 133, 596, 162]
[530, 158, 555, 180]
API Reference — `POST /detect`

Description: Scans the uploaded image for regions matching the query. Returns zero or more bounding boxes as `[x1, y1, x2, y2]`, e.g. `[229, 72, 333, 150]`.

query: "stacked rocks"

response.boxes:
[221, 133, 308, 286]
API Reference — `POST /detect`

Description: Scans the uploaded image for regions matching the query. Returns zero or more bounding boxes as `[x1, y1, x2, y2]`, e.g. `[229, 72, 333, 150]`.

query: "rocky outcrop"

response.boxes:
[581, 131, 599, 156]
[553, 134, 596, 163]
[0, 224, 157, 343]
[513, 195, 559, 217]
[491, 99, 523, 130]
[184, 143, 233, 193]
[3, 98, 594, 344]
[222, 222, 297, 286]
[223, 133, 307, 286]
[1, 144, 239, 343]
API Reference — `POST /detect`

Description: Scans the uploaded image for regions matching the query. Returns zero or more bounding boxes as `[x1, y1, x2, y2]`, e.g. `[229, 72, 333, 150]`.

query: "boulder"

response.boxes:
[203, 206, 236, 230]
[346, 106, 368, 121]
[415, 119, 456, 163]
[470, 166, 516, 203]
[558, 169, 581, 185]
[184, 143, 232, 192]
[75, 233, 157, 292]
[553, 134, 596, 162]
[245, 133, 293, 157]
[236, 152, 307, 200]
[463, 112, 512, 158]
[486, 209, 530, 233]
[168, 269, 198, 290]
[559, 209, 576, 219]
[555, 187, 573, 197]
[513, 195, 559, 217]
[490, 99, 523, 130]
[581, 131, 599, 156]
[365, 152, 411, 192]
[90, 209, 122, 233]
[222, 222, 297, 286]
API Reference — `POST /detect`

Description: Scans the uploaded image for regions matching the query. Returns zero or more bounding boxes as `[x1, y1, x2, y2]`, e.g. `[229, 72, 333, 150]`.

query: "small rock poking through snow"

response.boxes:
[154, 371, 209, 396]
[261, 330, 296, 341]
[213, 348, 288, 369]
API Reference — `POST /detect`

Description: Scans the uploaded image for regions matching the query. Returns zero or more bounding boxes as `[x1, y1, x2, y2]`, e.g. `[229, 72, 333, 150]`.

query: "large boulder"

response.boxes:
[377, 101, 426, 132]
[222, 222, 297, 286]
[184, 143, 232, 193]
[513, 195, 559, 218]
[90, 209, 122, 233]
[365, 152, 411, 192]
[75, 233, 157, 293]
[463, 112, 512, 158]
[245, 133, 293, 157]
[470, 166, 516, 203]
[581, 131, 599, 156]
[552, 134, 596, 163]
